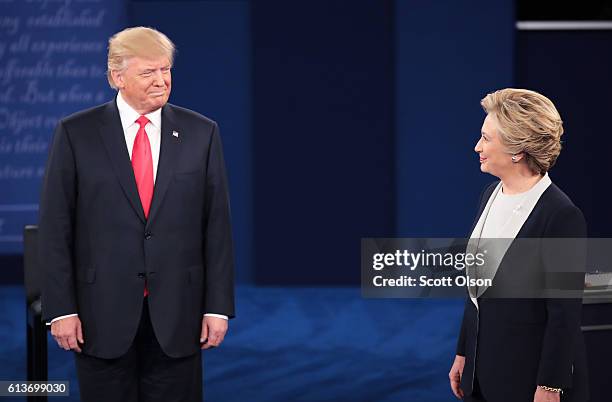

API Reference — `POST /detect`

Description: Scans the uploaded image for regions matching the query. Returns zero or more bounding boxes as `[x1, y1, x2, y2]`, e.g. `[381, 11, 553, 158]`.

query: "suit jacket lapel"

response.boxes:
[474, 175, 553, 299]
[97, 100, 146, 224]
[466, 182, 502, 306]
[146, 104, 180, 227]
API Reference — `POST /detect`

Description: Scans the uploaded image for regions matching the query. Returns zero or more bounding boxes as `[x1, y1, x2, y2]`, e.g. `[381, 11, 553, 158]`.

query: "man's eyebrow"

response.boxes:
[141, 66, 170, 72]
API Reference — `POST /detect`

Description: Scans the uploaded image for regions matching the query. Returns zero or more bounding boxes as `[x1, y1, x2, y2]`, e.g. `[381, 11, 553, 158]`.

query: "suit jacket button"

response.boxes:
[144, 231, 152, 240]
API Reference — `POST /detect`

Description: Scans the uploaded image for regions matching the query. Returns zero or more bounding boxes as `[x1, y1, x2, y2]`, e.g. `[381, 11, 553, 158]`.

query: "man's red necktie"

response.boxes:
[132, 115, 153, 296]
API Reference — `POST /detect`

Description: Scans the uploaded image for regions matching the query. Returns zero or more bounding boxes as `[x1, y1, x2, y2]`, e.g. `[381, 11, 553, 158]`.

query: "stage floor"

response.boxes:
[0, 285, 463, 402]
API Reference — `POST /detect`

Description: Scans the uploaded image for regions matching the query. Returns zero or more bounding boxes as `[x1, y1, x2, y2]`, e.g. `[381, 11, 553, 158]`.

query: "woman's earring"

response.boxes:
[511, 155, 518, 163]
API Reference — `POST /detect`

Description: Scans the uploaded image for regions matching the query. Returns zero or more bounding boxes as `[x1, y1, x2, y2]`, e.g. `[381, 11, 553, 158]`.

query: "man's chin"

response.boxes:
[149, 97, 168, 109]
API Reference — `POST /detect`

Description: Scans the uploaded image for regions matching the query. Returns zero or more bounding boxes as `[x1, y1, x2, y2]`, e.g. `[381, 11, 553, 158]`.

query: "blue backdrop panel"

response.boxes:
[516, 30, 612, 236]
[0, 0, 126, 254]
[252, 0, 396, 285]
[395, 0, 514, 236]
[129, 0, 253, 283]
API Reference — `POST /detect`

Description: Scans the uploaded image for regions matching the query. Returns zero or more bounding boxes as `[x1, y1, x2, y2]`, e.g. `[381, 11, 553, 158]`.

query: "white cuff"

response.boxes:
[47, 313, 78, 326]
[204, 313, 228, 320]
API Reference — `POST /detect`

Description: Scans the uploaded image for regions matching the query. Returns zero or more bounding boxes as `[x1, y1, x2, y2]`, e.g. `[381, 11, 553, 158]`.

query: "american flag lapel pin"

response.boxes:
[172, 130, 179, 138]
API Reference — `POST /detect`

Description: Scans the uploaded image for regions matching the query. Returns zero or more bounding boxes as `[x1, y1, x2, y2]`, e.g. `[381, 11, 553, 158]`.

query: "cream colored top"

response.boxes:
[467, 173, 552, 308]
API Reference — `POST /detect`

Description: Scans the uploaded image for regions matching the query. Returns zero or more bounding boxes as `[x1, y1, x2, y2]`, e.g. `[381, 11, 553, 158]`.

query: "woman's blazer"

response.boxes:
[456, 181, 588, 402]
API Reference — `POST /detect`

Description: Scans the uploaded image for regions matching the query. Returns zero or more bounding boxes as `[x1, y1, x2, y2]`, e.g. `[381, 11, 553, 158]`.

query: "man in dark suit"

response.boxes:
[39, 26, 234, 402]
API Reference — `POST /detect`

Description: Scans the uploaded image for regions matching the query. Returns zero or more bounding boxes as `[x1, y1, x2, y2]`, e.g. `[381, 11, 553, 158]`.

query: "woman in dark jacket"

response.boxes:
[449, 89, 588, 402]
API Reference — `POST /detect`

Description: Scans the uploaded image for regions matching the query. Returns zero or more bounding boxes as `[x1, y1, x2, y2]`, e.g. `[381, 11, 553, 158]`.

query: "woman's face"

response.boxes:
[474, 114, 513, 178]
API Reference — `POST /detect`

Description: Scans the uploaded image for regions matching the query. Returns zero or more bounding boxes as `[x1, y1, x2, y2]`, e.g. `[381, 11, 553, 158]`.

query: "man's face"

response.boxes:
[112, 56, 172, 114]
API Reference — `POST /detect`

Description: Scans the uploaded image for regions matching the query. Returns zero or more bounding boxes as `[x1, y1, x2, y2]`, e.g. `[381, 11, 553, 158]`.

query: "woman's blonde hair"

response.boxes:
[107, 26, 175, 89]
[481, 88, 563, 175]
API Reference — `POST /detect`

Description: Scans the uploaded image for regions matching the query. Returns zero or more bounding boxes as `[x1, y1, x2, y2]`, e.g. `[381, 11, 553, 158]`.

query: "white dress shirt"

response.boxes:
[49, 93, 226, 323]
[116, 91, 162, 183]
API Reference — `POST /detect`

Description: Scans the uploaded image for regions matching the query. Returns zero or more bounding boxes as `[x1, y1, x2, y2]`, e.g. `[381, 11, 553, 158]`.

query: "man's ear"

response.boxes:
[110, 69, 124, 89]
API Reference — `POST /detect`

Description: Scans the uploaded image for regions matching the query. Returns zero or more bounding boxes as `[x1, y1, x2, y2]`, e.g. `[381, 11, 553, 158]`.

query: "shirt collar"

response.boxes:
[116, 91, 162, 130]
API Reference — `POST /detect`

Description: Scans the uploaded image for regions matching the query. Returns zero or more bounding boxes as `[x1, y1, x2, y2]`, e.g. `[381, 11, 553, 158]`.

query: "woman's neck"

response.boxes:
[501, 171, 544, 195]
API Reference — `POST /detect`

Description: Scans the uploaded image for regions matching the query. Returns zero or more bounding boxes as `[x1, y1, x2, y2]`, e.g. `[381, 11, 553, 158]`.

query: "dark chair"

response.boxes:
[23, 225, 48, 402]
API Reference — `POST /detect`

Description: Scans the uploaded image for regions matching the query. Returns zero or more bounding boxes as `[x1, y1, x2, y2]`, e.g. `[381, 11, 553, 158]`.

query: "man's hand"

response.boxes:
[200, 316, 228, 350]
[534, 387, 561, 402]
[449, 355, 465, 399]
[50, 316, 84, 353]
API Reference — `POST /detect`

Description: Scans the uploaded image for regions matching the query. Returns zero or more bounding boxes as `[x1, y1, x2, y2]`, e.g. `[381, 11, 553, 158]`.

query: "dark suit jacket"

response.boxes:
[39, 99, 235, 359]
[456, 181, 588, 402]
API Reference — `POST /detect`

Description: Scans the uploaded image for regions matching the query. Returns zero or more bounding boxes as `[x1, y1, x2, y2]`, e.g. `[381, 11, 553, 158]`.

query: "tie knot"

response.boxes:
[136, 115, 149, 127]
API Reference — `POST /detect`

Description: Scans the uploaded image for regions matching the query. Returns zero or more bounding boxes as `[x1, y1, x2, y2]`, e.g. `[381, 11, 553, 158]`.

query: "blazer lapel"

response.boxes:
[146, 104, 180, 227]
[474, 175, 552, 299]
[466, 182, 502, 306]
[97, 100, 146, 224]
